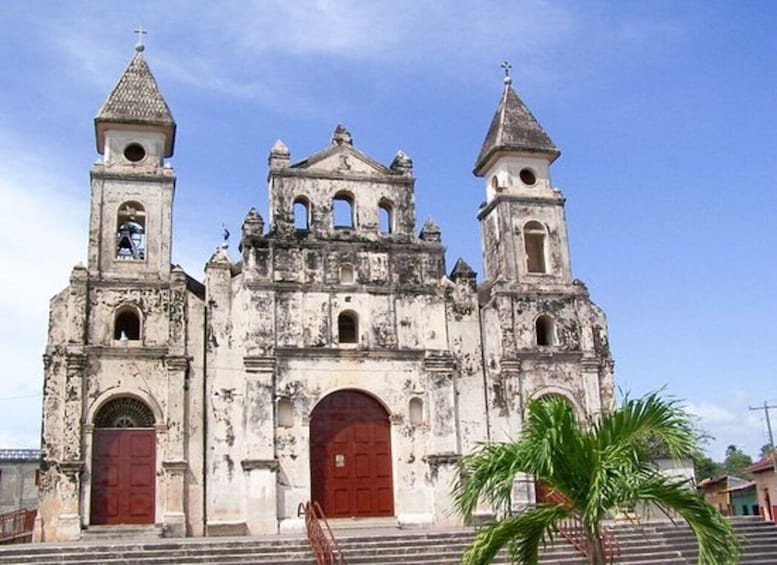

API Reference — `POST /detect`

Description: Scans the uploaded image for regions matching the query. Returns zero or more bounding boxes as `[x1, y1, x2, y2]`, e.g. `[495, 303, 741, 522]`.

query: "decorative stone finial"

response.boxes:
[241, 207, 265, 238]
[450, 258, 477, 288]
[269, 139, 290, 168]
[134, 25, 147, 53]
[501, 60, 512, 85]
[420, 217, 441, 242]
[331, 124, 353, 146]
[390, 150, 413, 175]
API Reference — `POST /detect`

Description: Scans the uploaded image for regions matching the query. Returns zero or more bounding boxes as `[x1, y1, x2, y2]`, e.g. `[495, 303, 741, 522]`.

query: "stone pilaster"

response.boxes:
[242, 356, 278, 534]
[424, 353, 458, 454]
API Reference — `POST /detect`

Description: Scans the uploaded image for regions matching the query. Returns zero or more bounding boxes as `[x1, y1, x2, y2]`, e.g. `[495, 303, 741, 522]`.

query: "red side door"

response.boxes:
[90, 429, 155, 525]
[311, 391, 394, 517]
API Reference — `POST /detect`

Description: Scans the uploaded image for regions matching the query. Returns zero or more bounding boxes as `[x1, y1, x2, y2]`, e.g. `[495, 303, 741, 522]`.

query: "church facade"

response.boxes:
[36, 46, 614, 542]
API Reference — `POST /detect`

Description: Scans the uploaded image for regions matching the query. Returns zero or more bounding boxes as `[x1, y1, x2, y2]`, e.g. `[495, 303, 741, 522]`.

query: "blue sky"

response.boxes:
[1, 1, 775, 463]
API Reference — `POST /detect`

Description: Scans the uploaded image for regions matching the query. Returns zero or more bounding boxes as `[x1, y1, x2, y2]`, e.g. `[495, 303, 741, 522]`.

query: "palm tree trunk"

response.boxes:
[587, 532, 607, 565]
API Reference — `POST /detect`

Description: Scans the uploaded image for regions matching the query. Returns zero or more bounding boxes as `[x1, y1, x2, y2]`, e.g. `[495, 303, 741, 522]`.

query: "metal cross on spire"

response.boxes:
[501, 60, 513, 85]
[134, 25, 147, 52]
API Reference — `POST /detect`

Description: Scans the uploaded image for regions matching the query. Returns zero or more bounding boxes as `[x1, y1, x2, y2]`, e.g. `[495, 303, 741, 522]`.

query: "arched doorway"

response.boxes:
[310, 390, 394, 517]
[90, 397, 156, 525]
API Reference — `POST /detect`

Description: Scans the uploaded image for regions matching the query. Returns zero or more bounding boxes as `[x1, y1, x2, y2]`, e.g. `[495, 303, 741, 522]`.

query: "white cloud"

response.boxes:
[0, 128, 86, 447]
[686, 401, 737, 424]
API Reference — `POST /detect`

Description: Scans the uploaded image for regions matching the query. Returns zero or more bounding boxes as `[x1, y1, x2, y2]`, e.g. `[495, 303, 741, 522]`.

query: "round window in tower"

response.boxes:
[124, 143, 146, 163]
[519, 168, 537, 186]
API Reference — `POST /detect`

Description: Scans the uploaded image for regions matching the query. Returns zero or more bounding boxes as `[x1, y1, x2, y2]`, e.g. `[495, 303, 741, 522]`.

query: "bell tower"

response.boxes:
[474, 64, 572, 290]
[88, 39, 176, 280]
[475, 65, 615, 455]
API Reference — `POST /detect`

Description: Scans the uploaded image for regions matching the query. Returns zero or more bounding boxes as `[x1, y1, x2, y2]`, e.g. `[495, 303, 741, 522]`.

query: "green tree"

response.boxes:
[452, 393, 739, 565]
[723, 444, 752, 476]
[760, 443, 775, 460]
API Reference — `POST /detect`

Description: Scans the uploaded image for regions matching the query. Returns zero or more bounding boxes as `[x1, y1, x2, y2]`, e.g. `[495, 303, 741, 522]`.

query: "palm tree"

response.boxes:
[452, 392, 739, 565]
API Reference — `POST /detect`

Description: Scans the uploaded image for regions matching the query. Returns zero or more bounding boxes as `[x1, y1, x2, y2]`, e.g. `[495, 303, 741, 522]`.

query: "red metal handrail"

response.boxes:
[0, 508, 36, 544]
[545, 490, 620, 564]
[297, 501, 345, 565]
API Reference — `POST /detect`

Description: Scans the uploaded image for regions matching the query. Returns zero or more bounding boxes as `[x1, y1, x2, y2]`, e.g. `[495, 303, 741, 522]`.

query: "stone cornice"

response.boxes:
[243, 356, 276, 373]
[65, 354, 87, 371]
[164, 355, 189, 371]
[424, 452, 461, 468]
[274, 347, 425, 361]
[91, 166, 175, 182]
[423, 354, 456, 372]
[85, 345, 169, 359]
[271, 168, 413, 186]
[246, 280, 441, 296]
[477, 192, 565, 221]
[60, 460, 84, 476]
[240, 459, 279, 472]
[162, 460, 188, 472]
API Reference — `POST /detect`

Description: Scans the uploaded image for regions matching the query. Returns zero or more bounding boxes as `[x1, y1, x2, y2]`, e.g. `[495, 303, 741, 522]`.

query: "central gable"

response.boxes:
[291, 142, 394, 177]
[288, 124, 400, 178]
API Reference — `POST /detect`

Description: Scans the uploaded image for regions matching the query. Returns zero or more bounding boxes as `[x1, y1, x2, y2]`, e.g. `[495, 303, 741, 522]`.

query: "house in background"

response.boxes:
[698, 475, 750, 515]
[747, 458, 777, 522]
[726, 481, 759, 517]
[0, 449, 40, 514]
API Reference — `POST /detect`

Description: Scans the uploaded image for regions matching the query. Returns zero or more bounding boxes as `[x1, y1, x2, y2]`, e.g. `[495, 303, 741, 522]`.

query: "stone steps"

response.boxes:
[3, 517, 776, 564]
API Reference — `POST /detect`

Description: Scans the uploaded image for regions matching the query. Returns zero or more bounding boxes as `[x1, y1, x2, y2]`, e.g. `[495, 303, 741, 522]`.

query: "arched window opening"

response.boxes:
[378, 199, 393, 234]
[338, 311, 358, 344]
[94, 397, 155, 428]
[293, 197, 310, 231]
[114, 307, 141, 341]
[340, 263, 355, 285]
[116, 201, 146, 260]
[524, 221, 547, 274]
[535, 315, 555, 346]
[277, 398, 294, 428]
[333, 192, 354, 229]
[409, 397, 424, 426]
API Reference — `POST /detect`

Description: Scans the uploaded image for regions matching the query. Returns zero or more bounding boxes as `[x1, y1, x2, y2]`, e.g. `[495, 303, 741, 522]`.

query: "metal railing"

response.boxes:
[0, 508, 36, 544]
[545, 490, 620, 564]
[297, 501, 345, 565]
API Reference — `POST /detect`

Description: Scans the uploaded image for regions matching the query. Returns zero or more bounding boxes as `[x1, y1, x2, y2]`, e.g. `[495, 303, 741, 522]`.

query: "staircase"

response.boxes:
[2, 516, 776, 564]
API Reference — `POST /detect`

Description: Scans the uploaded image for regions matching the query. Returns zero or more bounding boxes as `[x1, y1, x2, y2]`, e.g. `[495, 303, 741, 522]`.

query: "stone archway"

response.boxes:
[309, 390, 394, 517]
[90, 397, 156, 525]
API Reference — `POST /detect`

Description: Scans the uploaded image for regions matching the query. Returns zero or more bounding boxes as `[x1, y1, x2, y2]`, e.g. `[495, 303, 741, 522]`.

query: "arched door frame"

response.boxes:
[309, 388, 395, 518]
[83, 391, 164, 527]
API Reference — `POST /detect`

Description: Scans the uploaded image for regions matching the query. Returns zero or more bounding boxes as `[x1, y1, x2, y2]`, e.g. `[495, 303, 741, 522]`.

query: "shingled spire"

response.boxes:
[473, 72, 559, 176]
[94, 44, 176, 156]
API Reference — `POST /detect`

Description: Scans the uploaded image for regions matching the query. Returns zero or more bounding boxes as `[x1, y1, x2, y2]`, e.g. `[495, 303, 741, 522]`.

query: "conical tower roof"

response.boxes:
[473, 78, 559, 176]
[95, 46, 176, 156]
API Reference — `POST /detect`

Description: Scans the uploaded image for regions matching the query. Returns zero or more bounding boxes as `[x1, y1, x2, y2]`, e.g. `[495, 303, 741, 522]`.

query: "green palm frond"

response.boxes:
[453, 391, 740, 565]
[462, 503, 571, 565]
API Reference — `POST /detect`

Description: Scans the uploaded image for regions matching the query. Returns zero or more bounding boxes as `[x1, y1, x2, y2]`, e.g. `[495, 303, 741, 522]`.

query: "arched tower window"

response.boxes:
[94, 397, 155, 428]
[114, 306, 142, 341]
[337, 310, 358, 343]
[293, 196, 310, 231]
[333, 192, 354, 229]
[535, 315, 556, 346]
[524, 221, 547, 274]
[116, 201, 146, 260]
[378, 199, 394, 234]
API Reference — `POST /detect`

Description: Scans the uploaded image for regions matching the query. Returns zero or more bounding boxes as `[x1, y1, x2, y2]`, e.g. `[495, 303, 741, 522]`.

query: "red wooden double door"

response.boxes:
[310, 390, 394, 517]
[90, 429, 156, 525]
